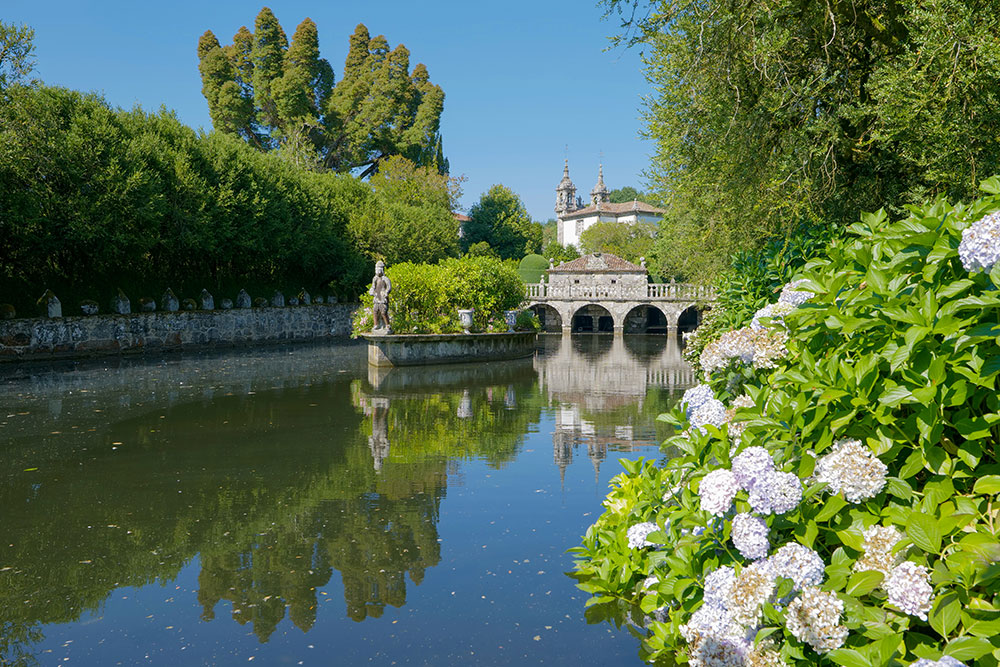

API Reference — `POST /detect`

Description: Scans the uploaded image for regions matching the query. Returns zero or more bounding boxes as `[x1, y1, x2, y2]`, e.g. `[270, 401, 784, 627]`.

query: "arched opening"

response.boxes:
[623, 304, 669, 334]
[571, 304, 614, 333]
[528, 304, 562, 333]
[677, 305, 703, 333]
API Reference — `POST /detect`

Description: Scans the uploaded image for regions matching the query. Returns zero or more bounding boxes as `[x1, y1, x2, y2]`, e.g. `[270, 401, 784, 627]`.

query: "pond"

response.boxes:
[0, 335, 694, 666]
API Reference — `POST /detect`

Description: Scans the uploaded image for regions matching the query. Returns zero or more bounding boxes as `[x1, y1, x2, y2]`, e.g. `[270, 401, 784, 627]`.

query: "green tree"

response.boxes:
[349, 155, 461, 266]
[578, 221, 657, 272]
[542, 241, 580, 265]
[605, 0, 1000, 280]
[463, 185, 541, 260]
[607, 186, 646, 203]
[0, 20, 34, 89]
[197, 11, 446, 177]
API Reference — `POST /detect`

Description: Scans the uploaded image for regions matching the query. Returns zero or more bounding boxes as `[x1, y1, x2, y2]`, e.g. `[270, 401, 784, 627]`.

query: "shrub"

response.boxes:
[572, 177, 1000, 666]
[515, 310, 540, 332]
[518, 254, 548, 284]
[353, 256, 525, 335]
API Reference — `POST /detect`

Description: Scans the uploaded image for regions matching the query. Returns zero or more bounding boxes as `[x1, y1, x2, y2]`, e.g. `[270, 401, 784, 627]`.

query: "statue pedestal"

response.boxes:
[362, 332, 537, 367]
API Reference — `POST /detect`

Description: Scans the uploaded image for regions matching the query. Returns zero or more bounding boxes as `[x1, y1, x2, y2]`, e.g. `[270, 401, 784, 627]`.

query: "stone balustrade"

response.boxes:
[525, 281, 715, 302]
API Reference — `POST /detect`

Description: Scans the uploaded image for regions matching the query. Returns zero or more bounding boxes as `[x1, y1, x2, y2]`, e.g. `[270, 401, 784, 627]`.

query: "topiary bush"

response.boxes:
[518, 253, 549, 284]
[571, 177, 1000, 666]
[352, 256, 525, 335]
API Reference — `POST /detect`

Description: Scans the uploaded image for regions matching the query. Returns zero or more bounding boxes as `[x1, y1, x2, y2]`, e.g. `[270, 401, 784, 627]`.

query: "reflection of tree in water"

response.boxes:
[196, 460, 445, 639]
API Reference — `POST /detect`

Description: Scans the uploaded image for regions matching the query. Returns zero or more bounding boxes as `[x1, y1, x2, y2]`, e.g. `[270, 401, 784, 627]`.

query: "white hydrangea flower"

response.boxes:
[627, 522, 660, 549]
[731, 446, 775, 492]
[744, 641, 788, 667]
[731, 513, 769, 560]
[778, 279, 814, 307]
[703, 566, 736, 608]
[726, 395, 756, 442]
[784, 586, 848, 653]
[747, 470, 802, 515]
[683, 384, 716, 418]
[727, 561, 775, 627]
[699, 469, 740, 516]
[750, 329, 790, 369]
[701, 328, 756, 373]
[750, 301, 796, 331]
[885, 561, 933, 620]
[854, 525, 905, 576]
[910, 658, 967, 667]
[767, 543, 825, 590]
[813, 438, 887, 503]
[687, 634, 748, 667]
[958, 210, 1000, 273]
[690, 398, 727, 434]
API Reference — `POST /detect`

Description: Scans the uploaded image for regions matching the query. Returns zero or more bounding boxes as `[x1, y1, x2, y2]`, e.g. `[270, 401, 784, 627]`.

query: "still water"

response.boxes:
[0, 335, 694, 666]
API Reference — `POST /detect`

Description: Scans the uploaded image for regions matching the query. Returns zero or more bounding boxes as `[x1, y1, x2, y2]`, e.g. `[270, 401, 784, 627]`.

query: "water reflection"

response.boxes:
[0, 336, 691, 665]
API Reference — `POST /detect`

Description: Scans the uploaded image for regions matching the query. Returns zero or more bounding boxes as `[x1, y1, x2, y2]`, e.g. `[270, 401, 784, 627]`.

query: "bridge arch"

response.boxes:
[677, 305, 704, 332]
[623, 304, 669, 334]
[571, 303, 615, 333]
[528, 303, 563, 333]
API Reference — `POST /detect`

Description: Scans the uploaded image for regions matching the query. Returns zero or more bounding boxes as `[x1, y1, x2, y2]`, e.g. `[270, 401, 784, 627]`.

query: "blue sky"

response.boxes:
[5, 0, 653, 221]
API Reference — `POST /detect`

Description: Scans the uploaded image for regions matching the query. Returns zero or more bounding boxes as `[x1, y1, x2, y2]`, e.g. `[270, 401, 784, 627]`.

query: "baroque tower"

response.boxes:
[554, 159, 578, 216]
[590, 164, 609, 206]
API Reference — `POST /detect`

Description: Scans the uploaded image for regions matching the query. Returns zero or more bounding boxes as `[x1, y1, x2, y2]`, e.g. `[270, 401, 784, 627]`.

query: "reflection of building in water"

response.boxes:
[538, 334, 695, 483]
[368, 397, 391, 471]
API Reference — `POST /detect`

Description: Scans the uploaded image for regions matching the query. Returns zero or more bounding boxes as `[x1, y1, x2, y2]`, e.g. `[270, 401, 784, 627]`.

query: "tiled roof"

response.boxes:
[550, 253, 646, 273]
[560, 201, 665, 219]
[453, 212, 471, 222]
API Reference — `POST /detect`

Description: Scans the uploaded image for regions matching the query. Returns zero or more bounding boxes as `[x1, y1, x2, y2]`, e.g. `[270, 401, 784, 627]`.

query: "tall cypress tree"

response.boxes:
[197, 11, 447, 176]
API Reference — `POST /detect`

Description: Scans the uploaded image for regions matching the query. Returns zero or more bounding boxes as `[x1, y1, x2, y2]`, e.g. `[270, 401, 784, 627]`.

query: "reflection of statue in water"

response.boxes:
[369, 260, 392, 332]
[368, 397, 391, 471]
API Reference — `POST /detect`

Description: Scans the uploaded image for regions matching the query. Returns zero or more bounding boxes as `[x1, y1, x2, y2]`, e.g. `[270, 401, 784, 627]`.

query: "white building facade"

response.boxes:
[554, 161, 665, 249]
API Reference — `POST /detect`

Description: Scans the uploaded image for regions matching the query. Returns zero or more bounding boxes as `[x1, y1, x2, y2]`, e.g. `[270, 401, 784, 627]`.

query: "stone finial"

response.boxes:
[140, 297, 156, 312]
[640, 256, 647, 269]
[37, 290, 61, 318]
[220, 298, 233, 310]
[162, 288, 179, 312]
[199, 289, 214, 310]
[236, 289, 251, 309]
[327, 294, 338, 304]
[182, 298, 197, 311]
[0, 304, 15, 320]
[288, 296, 300, 306]
[112, 288, 131, 315]
[80, 300, 99, 316]
[271, 291, 285, 307]
[549, 257, 555, 268]
[298, 288, 311, 305]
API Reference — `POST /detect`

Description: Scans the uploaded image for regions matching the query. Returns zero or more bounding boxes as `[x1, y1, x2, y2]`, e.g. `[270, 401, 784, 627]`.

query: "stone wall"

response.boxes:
[0, 303, 358, 362]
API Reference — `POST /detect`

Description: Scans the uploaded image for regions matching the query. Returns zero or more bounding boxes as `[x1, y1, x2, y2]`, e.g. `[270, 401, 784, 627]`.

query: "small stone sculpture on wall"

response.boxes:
[369, 260, 392, 333]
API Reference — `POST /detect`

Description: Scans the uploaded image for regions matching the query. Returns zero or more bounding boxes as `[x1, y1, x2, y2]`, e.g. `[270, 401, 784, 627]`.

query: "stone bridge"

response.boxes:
[525, 281, 716, 334]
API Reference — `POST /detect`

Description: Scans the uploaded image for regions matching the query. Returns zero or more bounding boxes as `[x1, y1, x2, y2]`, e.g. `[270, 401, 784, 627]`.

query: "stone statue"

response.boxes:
[369, 260, 392, 332]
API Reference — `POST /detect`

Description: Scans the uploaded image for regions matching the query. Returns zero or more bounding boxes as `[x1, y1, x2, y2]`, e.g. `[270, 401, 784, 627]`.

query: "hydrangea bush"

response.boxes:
[570, 178, 1000, 666]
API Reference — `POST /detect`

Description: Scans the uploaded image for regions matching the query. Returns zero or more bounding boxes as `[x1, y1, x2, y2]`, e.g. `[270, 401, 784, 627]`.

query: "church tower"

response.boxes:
[554, 159, 578, 217]
[590, 164, 609, 206]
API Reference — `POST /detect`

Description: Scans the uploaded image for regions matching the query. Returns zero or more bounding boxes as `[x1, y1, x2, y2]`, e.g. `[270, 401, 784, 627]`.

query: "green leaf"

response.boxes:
[827, 648, 873, 667]
[846, 570, 884, 596]
[815, 494, 847, 521]
[974, 475, 1000, 495]
[930, 592, 961, 638]
[943, 636, 994, 661]
[907, 512, 943, 554]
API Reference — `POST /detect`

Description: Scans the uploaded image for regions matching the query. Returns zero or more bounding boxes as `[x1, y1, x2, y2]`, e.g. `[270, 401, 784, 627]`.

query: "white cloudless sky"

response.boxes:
[5, 0, 654, 221]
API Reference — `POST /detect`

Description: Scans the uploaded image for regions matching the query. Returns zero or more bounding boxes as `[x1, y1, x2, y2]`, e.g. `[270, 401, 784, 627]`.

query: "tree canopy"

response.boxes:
[607, 186, 647, 204]
[463, 185, 541, 260]
[604, 0, 1000, 280]
[198, 9, 447, 177]
[348, 155, 461, 266]
[579, 221, 658, 274]
[0, 20, 34, 89]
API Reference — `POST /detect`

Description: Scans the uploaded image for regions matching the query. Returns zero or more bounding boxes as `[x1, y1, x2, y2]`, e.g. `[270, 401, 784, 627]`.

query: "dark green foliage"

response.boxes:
[198, 12, 446, 177]
[607, 186, 647, 204]
[348, 154, 461, 266]
[517, 254, 548, 284]
[542, 241, 581, 265]
[514, 309, 540, 332]
[463, 185, 541, 260]
[353, 256, 524, 334]
[607, 0, 1000, 281]
[0, 84, 368, 312]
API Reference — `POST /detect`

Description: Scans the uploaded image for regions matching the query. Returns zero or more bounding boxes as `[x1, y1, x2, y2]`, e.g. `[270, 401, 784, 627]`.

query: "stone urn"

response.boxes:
[503, 310, 518, 332]
[458, 308, 475, 334]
